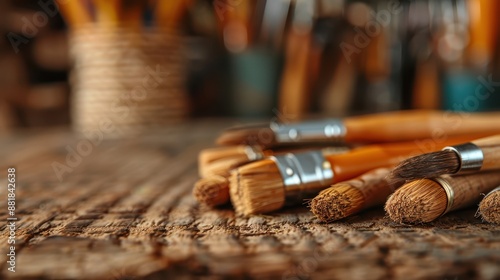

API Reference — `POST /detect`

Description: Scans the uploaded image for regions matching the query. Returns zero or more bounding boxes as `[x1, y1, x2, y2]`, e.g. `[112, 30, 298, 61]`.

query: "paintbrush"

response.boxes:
[198, 145, 350, 178]
[196, 146, 349, 207]
[477, 186, 500, 224]
[385, 172, 500, 224]
[193, 175, 230, 207]
[310, 168, 404, 222]
[229, 136, 484, 216]
[277, 0, 314, 120]
[216, 110, 500, 148]
[390, 134, 500, 182]
[57, 1, 92, 27]
[93, 0, 121, 26]
[155, 0, 192, 29]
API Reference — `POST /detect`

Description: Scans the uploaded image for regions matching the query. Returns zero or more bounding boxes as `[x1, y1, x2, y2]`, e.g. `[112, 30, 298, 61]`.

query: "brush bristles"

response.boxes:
[385, 179, 447, 224]
[230, 159, 285, 215]
[198, 146, 262, 177]
[215, 126, 275, 147]
[310, 184, 365, 222]
[479, 190, 500, 224]
[390, 150, 460, 182]
[193, 175, 230, 207]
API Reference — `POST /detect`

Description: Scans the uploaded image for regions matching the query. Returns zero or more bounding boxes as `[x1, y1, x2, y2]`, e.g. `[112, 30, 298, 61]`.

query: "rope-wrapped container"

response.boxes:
[69, 25, 190, 137]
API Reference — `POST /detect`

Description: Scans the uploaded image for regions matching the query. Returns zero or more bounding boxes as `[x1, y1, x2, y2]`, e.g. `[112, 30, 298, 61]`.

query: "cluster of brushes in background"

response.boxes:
[58, 0, 191, 28]
[193, 110, 500, 224]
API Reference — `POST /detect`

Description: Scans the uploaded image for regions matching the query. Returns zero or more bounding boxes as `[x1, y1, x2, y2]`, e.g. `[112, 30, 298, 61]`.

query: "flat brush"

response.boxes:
[216, 110, 500, 148]
[230, 136, 481, 216]
[391, 134, 500, 182]
[310, 168, 404, 222]
[197, 146, 349, 207]
[477, 186, 500, 224]
[193, 175, 229, 207]
[385, 172, 500, 224]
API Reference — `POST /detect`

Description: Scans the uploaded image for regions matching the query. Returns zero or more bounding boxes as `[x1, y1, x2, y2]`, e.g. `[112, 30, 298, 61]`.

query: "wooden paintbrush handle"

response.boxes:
[342, 168, 394, 209]
[343, 110, 500, 143]
[441, 172, 500, 212]
[58, 1, 92, 26]
[93, 0, 121, 26]
[468, 135, 500, 170]
[156, 0, 192, 28]
[472, 134, 500, 146]
[481, 146, 500, 170]
[121, 0, 148, 28]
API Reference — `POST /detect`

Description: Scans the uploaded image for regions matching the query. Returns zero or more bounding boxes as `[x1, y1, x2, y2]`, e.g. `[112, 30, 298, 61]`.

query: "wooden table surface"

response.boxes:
[0, 122, 499, 280]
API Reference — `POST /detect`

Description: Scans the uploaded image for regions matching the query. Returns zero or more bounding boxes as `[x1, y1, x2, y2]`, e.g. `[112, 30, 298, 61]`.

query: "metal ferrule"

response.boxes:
[244, 146, 264, 161]
[433, 177, 454, 216]
[484, 186, 500, 199]
[443, 143, 484, 173]
[270, 119, 346, 144]
[271, 150, 334, 204]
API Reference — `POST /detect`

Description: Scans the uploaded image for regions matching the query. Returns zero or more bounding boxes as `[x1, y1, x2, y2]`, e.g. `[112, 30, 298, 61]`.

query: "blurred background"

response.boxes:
[1, 0, 500, 135]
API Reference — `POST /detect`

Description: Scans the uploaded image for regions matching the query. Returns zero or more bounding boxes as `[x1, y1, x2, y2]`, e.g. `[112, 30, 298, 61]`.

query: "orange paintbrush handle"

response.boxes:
[343, 110, 500, 143]
[121, 0, 148, 28]
[155, 0, 192, 28]
[93, 0, 121, 26]
[327, 134, 494, 182]
[58, 1, 92, 26]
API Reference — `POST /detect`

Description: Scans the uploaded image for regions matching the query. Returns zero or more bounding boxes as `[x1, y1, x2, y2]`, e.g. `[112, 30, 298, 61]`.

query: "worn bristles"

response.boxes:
[229, 159, 285, 215]
[193, 175, 230, 207]
[215, 125, 275, 146]
[390, 150, 460, 182]
[385, 179, 447, 224]
[310, 184, 365, 222]
[198, 146, 263, 177]
[478, 188, 500, 224]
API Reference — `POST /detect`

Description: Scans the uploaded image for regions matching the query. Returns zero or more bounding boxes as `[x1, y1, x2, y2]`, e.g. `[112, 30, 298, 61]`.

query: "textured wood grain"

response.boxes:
[0, 121, 499, 279]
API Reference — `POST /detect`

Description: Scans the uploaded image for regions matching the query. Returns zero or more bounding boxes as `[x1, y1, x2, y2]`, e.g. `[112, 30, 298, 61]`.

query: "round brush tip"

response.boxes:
[310, 184, 365, 222]
[193, 175, 230, 207]
[478, 189, 500, 224]
[385, 179, 447, 224]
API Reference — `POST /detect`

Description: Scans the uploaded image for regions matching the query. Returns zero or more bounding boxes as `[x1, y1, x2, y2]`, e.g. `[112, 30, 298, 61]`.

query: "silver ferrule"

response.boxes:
[270, 119, 346, 144]
[244, 146, 264, 161]
[271, 150, 334, 204]
[433, 177, 454, 216]
[484, 186, 500, 199]
[443, 143, 484, 172]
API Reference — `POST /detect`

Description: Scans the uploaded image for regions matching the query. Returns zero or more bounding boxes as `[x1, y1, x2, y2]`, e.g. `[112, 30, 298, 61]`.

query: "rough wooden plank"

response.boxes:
[0, 122, 498, 279]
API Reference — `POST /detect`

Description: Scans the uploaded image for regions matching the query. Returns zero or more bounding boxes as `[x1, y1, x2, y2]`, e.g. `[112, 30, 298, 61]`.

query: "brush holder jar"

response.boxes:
[69, 25, 190, 137]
